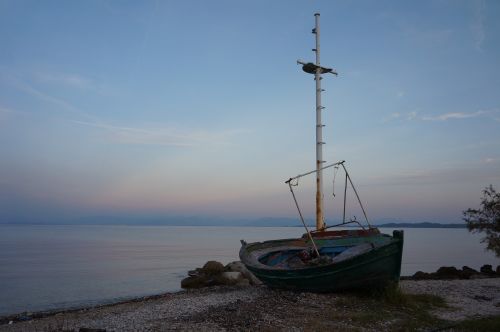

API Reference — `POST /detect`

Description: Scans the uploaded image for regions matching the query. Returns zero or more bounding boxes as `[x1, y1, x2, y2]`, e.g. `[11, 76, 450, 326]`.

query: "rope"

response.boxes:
[343, 169, 348, 223]
[286, 160, 345, 184]
[332, 165, 339, 197]
[340, 163, 371, 227]
[288, 182, 320, 257]
[285, 160, 371, 229]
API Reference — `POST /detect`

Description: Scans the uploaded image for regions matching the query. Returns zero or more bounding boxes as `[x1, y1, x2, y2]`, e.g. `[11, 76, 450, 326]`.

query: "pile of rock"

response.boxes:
[408, 264, 500, 280]
[181, 261, 262, 289]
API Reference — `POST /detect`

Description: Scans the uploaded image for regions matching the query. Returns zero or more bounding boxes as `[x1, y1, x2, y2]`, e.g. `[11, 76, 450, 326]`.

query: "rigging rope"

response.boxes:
[332, 165, 339, 197]
[287, 181, 320, 257]
[340, 163, 371, 227]
[285, 160, 371, 229]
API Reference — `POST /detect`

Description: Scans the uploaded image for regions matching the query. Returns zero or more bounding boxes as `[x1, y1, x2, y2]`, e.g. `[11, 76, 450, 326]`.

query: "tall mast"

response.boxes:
[314, 13, 324, 231]
[297, 13, 337, 231]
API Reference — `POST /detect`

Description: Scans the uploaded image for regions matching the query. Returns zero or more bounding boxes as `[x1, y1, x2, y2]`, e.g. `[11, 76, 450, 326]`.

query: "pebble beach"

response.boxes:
[1, 278, 499, 332]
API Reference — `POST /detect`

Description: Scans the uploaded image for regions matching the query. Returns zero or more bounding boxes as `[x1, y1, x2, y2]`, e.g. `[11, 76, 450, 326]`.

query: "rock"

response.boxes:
[225, 261, 263, 285]
[412, 271, 431, 280]
[188, 268, 202, 277]
[222, 271, 243, 281]
[497, 265, 500, 275]
[480, 264, 495, 275]
[18, 313, 32, 321]
[181, 260, 263, 289]
[236, 279, 251, 287]
[462, 266, 478, 273]
[202, 261, 225, 276]
[406, 265, 499, 281]
[461, 266, 479, 279]
[214, 272, 244, 286]
[435, 266, 461, 279]
[181, 275, 211, 289]
[79, 328, 106, 332]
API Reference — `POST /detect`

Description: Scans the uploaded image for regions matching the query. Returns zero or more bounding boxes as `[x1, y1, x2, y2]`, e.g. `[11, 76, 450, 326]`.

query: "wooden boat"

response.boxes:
[240, 229, 403, 292]
[239, 13, 404, 292]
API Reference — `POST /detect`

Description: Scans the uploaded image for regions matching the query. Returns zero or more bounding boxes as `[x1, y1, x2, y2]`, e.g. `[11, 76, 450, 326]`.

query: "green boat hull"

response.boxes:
[240, 230, 404, 292]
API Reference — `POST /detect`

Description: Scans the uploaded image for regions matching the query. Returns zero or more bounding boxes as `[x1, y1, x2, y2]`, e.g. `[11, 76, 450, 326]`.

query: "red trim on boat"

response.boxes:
[305, 228, 380, 239]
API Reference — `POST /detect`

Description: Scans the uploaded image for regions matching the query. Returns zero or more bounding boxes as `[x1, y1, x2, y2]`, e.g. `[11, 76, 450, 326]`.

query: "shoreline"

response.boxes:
[2, 278, 499, 331]
[0, 290, 183, 325]
[3, 265, 498, 323]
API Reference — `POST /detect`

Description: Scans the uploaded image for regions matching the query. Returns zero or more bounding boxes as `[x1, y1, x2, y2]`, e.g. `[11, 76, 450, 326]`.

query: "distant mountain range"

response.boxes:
[242, 219, 466, 228]
[0, 215, 466, 228]
[374, 222, 465, 228]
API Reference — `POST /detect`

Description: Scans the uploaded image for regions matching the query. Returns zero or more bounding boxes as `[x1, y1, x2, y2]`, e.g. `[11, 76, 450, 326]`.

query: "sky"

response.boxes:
[1, 0, 499, 224]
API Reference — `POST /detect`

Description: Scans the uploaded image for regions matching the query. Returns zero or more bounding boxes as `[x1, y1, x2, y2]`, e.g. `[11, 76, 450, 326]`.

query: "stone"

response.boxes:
[188, 268, 202, 277]
[222, 271, 243, 280]
[480, 264, 494, 275]
[181, 275, 211, 289]
[412, 271, 430, 280]
[201, 261, 225, 276]
[18, 313, 32, 321]
[461, 266, 479, 279]
[181, 260, 264, 289]
[79, 329, 106, 332]
[462, 266, 478, 273]
[225, 261, 263, 285]
[435, 266, 461, 279]
[214, 272, 244, 286]
[236, 279, 251, 287]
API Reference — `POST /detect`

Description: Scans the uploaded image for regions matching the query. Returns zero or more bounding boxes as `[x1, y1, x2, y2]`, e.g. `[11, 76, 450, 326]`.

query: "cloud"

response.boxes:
[0, 106, 15, 114]
[0, 106, 14, 123]
[421, 111, 486, 121]
[19, 82, 79, 112]
[385, 109, 499, 123]
[2, 71, 107, 119]
[407, 111, 417, 120]
[382, 112, 401, 123]
[73, 120, 249, 147]
[483, 157, 500, 164]
[11, 79, 100, 122]
[0, 105, 29, 123]
[35, 72, 93, 89]
[363, 164, 499, 187]
[382, 111, 418, 123]
[34, 71, 111, 95]
[471, 0, 486, 51]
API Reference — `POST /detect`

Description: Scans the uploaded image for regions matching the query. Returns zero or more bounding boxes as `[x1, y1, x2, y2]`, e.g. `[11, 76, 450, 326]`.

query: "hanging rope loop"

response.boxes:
[332, 165, 339, 197]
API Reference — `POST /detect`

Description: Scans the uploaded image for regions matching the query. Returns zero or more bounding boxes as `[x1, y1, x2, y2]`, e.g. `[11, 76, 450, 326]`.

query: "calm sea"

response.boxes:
[0, 225, 498, 316]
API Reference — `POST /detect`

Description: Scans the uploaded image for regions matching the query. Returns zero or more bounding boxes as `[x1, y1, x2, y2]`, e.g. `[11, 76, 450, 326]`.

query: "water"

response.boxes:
[0, 225, 498, 316]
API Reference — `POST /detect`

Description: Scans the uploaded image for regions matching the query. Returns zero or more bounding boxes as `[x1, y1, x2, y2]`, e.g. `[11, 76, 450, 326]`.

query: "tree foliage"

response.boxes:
[463, 185, 500, 257]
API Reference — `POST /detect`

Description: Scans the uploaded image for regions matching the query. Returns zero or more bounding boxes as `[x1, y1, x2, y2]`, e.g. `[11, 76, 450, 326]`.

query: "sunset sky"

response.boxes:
[1, 0, 499, 224]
